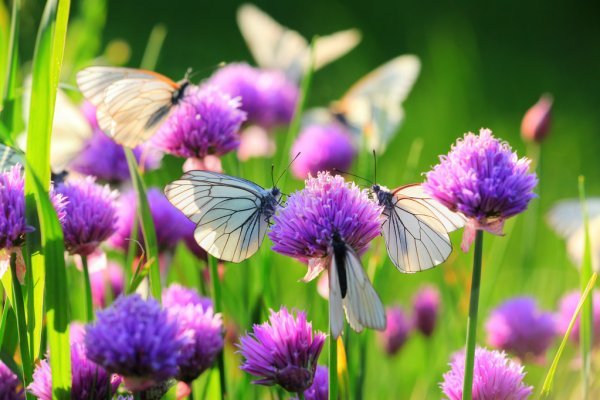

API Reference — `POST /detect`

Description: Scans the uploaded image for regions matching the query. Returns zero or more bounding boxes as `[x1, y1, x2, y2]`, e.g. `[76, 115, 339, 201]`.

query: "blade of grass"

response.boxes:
[541, 272, 597, 398]
[80, 255, 93, 322]
[10, 253, 32, 390]
[208, 255, 227, 400]
[140, 23, 167, 71]
[0, 0, 20, 145]
[578, 176, 593, 399]
[124, 150, 161, 300]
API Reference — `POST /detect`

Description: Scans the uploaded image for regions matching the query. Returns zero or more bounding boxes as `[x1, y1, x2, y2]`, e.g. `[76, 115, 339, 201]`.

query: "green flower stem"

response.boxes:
[329, 328, 338, 400]
[462, 230, 484, 400]
[81, 255, 93, 322]
[10, 252, 33, 391]
[208, 255, 227, 400]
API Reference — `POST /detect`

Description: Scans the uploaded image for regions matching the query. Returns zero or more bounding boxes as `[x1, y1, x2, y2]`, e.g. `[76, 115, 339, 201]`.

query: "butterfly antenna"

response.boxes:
[187, 62, 227, 82]
[271, 164, 276, 188]
[373, 150, 377, 183]
[59, 82, 80, 92]
[333, 168, 373, 186]
[275, 152, 301, 187]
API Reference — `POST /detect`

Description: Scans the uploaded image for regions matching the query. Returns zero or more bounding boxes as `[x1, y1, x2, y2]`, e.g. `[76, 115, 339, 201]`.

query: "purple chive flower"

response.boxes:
[521, 94, 552, 143]
[0, 165, 33, 250]
[269, 172, 382, 280]
[209, 63, 298, 129]
[238, 307, 326, 394]
[162, 284, 212, 310]
[377, 306, 412, 355]
[556, 289, 600, 346]
[56, 177, 118, 256]
[291, 123, 356, 179]
[413, 285, 441, 337]
[303, 365, 328, 400]
[440, 347, 533, 400]
[28, 343, 121, 400]
[109, 188, 196, 253]
[485, 297, 556, 360]
[90, 262, 125, 308]
[167, 303, 224, 382]
[85, 294, 185, 391]
[153, 85, 245, 159]
[69, 105, 162, 182]
[424, 128, 538, 251]
[0, 361, 24, 400]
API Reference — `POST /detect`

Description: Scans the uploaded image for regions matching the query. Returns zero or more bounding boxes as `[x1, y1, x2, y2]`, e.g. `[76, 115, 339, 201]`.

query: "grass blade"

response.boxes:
[10, 253, 32, 389]
[0, 0, 20, 144]
[140, 23, 168, 71]
[541, 272, 597, 397]
[578, 175, 594, 399]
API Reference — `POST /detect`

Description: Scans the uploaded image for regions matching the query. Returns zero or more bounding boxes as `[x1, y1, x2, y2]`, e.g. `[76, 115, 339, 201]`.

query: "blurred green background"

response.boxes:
[7, 0, 600, 398]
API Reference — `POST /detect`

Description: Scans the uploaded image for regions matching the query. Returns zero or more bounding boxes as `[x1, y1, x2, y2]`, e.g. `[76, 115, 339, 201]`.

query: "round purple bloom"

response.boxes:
[291, 123, 356, 179]
[167, 303, 224, 382]
[28, 343, 121, 400]
[413, 285, 441, 337]
[0, 361, 24, 400]
[303, 365, 328, 400]
[377, 306, 412, 355]
[162, 284, 212, 310]
[85, 294, 185, 390]
[209, 63, 298, 129]
[90, 262, 125, 308]
[485, 296, 556, 360]
[69, 125, 162, 183]
[109, 188, 196, 253]
[269, 172, 381, 267]
[424, 128, 538, 251]
[153, 85, 245, 159]
[238, 307, 326, 394]
[56, 177, 118, 256]
[556, 289, 600, 346]
[0, 165, 33, 249]
[440, 347, 533, 400]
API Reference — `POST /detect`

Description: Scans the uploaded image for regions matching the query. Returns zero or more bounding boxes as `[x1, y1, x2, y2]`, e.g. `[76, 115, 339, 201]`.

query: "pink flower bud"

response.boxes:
[521, 94, 552, 143]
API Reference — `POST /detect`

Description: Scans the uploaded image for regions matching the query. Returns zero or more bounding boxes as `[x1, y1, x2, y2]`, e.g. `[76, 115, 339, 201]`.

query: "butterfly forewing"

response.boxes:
[329, 253, 346, 339]
[0, 144, 24, 171]
[165, 171, 276, 263]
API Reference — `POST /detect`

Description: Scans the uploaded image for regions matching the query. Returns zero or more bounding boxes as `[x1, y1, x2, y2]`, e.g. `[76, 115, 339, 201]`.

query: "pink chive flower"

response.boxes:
[90, 262, 125, 308]
[377, 306, 412, 355]
[555, 289, 600, 346]
[413, 285, 441, 337]
[0, 361, 24, 400]
[521, 94, 552, 143]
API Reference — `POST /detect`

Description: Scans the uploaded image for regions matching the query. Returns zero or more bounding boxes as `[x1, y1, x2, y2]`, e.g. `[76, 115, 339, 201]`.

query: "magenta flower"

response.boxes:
[485, 297, 556, 360]
[424, 128, 538, 251]
[56, 177, 118, 256]
[291, 123, 356, 179]
[303, 365, 328, 400]
[209, 63, 298, 129]
[413, 285, 441, 337]
[377, 306, 412, 355]
[521, 94, 552, 143]
[153, 85, 246, 159]
[0, 165, 34, 250]
[238, 307, 326, 394]
[440, 347, 533, 400]
[90, 262, 125, 308]
[556, 289, 600, 346]
[162, 284, 212, 310]
[0, 361, 24, 400]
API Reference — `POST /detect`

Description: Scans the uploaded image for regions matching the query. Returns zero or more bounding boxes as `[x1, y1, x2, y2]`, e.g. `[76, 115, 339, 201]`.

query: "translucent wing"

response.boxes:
[0, 143, 24, 171]
[237, 3, 360, 80]
[328, 254, 346, 339]
[381, 185, 458, 273]
[339, 246, 386, 333]
[547, 199, 600, 239]
[164, 171, 275, 263]
[334, 55, 421, 153]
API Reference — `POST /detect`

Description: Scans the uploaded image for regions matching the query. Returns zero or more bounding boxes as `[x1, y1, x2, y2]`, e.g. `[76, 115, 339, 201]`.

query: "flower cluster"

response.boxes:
[0, 361, 24, 400]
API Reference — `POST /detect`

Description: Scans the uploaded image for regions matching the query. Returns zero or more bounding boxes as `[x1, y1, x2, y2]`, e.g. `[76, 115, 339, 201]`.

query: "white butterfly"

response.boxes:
[237, 3, 361, 81]
[328, 232, 386, 339]
[164, 170, 281, 263]
[547, 199, 600, 271]
[372, 183, 465, 273]
[304, 55, 421, 154]
[0, 143, 24, 171]
[76, 66, 190, 148]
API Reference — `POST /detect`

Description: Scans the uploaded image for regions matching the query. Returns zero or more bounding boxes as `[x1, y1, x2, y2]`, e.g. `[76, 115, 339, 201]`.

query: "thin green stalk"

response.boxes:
[140, 23, 167, 71]
[578, 176, 593, 399]
[329, 332, 338, 400]
[208, 256, 227, 400]
[81, 255, 93, 322]
[10, 253, 33, 393]
[462, 230, 484, 400]
[297, 391, 305, 400]
[1, 0, 20, 142]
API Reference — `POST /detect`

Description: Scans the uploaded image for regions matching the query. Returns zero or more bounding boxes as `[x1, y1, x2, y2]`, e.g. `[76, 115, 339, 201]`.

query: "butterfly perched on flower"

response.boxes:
[164, 171, 281, 263]
[0, 143, 24, 172]
[304, 55, 421, 154]
[372, 183, 465, 273]
[237, 3, 361, 81]
[76, 67, 190, 148]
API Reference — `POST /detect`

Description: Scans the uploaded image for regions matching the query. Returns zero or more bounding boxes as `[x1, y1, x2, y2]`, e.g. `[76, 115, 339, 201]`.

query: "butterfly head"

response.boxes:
[372, 184, 393, 208]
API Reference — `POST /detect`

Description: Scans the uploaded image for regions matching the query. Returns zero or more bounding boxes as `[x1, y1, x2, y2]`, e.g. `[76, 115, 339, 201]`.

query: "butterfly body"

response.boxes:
[332, 232, 349, 298]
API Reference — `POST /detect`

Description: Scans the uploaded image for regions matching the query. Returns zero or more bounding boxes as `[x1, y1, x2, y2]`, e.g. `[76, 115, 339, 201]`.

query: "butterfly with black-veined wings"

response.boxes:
[76, 66, 190, 148]
[304, 55, 421, 154]
[0, 143, 24, 172]
[237, 3, 361, 81]
[164, 170, 281, 263]
[372, 183, 466, 273]
[328, 232, 386, 339]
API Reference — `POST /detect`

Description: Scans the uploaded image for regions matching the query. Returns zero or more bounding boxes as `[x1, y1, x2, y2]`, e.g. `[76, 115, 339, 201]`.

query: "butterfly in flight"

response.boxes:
[328, 232, 387, 338]
[372, 183, 465, 273]
[76, 66, 190, 148]
[237, 3, 361, 81]
[304, 55, 421, 154]
[164, 170, 282, 263]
